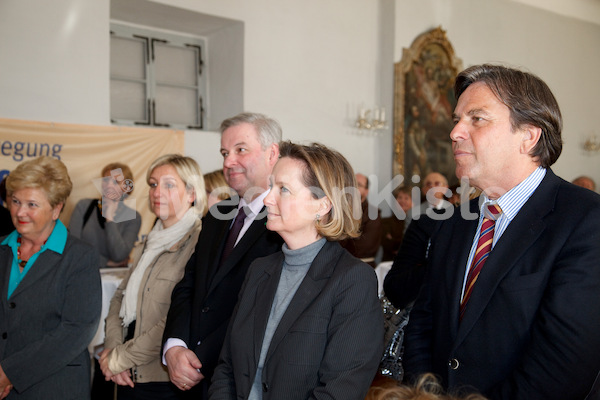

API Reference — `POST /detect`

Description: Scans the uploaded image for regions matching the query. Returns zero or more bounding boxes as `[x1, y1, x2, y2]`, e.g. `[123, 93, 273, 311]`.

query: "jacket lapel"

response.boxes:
[264, 241, 339, 364]
[207, 207, 269, 295]
[9, 246, 63, 299]
[253, 252, 284, 364]
[0, 246, 12, 301]
[455, 170, 558, 343]
[204, 205, 236, 291]
[441, 200, 481, 338]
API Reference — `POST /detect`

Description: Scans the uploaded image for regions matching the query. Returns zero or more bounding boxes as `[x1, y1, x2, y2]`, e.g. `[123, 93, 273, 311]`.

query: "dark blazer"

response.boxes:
[163, 201, 283, 398]
[0, 232, 102, 400]
[403, 169, 600, 400]
[208, 241, 384, 400]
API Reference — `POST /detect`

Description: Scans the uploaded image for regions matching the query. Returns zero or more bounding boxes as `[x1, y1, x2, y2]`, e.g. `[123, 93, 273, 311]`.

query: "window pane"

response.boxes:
[155, 85, 198, 126]
[111, 80, 147, 122]
[154, 43, 197, 86]
[111, 36, 146, 80]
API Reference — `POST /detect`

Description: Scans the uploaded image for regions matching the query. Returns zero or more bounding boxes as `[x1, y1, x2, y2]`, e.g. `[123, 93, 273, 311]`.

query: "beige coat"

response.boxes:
[104, 218, 201, 383]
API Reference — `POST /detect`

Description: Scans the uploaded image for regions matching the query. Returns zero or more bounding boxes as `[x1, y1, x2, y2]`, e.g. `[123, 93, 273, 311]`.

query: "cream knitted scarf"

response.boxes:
[119, 207, 198, 327]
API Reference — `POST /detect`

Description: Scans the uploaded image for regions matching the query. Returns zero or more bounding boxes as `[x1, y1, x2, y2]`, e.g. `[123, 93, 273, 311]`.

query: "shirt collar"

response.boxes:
[45, 219, 68, 254]
[1, 230, 18, 246]
[480, 166, 546, 221]
[243, 189, 269, 218]
[1, 219, 67, 255]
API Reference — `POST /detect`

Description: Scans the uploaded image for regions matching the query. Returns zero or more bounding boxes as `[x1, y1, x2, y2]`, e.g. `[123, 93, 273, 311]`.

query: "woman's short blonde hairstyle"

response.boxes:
[6, 156, 72, 208]
[101, 162, 135, 194]
[146, 154, 207, 216]
[278, 141, 360, 241]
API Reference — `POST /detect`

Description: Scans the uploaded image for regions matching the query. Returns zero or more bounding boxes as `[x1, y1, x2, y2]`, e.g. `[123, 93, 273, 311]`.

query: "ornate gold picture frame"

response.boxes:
[393, 27, 463, 185]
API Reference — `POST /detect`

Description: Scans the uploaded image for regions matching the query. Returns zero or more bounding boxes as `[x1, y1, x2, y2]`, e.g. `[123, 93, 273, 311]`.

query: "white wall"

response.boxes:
[0, 0, 110, 125]
[1, 0, 599, 204]
[394, 0, 600, 186]
[167, 0, 385, 178]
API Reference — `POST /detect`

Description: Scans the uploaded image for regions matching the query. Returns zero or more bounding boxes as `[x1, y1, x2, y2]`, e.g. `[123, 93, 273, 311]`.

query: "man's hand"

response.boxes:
[165, 346, 204, 391]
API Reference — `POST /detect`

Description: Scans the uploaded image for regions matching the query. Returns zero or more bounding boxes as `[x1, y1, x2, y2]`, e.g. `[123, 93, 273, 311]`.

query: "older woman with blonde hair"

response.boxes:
[209, 141, 384, 400]
[0, 156, 101, 399]
[99, 154, 206, 400]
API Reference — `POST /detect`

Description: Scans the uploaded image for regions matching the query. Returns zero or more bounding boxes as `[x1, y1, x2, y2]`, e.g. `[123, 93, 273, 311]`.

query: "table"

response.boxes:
[374, 261, 393, 297]
[89, 267, 128, 353]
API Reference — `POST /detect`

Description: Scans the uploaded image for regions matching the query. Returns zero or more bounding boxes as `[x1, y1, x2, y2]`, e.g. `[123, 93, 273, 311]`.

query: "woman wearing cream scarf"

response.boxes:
[100, 154, 207, 400]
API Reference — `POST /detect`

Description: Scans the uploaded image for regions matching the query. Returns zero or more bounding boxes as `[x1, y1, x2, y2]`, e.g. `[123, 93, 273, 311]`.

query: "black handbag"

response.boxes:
[379, 296, 411, 382]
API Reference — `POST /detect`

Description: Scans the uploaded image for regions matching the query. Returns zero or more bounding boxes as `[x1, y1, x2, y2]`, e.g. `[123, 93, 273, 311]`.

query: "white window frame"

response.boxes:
[110, 23, 207, 130]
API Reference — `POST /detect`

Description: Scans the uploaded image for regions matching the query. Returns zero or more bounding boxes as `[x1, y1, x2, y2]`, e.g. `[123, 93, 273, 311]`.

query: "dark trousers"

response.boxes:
[116, 381, 184, 400]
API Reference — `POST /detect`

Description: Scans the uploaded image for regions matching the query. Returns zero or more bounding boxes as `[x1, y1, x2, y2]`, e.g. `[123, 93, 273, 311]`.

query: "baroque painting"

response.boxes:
[393, 27, 463, 186]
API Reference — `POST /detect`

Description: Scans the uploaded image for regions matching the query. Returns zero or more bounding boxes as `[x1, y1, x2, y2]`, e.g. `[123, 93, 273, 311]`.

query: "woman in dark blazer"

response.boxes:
[209, 141, 384, 400]
[0, 156, 102, 399]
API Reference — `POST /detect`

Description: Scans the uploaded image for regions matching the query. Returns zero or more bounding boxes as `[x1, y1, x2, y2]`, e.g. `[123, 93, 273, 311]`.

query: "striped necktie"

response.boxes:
[460, 203, 502, 321]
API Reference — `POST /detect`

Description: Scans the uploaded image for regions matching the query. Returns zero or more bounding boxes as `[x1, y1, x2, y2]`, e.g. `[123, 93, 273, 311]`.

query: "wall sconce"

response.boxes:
[583, 134, 600, 153]
[355, 107, 388, 136]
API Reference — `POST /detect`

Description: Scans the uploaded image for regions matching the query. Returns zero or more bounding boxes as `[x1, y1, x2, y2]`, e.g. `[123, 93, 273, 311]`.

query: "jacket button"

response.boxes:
[2, 332, 7, 339]
[201, 307, 210, 313]
[448, 358, 460, 370]
[8, 302, 16, 309]
[262, 382, 269, 392]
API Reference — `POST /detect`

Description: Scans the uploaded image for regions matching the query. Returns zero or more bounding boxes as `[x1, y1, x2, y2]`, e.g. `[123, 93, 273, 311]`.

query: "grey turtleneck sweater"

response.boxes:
[248, 237, 327, 400]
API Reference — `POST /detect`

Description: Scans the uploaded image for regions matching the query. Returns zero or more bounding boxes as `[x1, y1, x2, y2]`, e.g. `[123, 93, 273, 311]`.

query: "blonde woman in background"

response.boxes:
[99, 154, 206, 400]
[203, 169, 236, 210]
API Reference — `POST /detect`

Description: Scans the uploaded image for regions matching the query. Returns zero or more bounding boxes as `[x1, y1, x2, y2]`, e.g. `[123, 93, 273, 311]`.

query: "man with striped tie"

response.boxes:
[403, 64, 600, 400]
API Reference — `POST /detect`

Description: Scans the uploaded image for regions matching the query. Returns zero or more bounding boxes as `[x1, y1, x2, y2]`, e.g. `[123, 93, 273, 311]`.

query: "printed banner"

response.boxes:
[0, 118, 184, 238]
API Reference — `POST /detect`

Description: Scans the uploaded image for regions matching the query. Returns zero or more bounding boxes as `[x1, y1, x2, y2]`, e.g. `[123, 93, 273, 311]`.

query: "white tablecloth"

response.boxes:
[89, 267, 129, 352]
[374, 261, 393, 297]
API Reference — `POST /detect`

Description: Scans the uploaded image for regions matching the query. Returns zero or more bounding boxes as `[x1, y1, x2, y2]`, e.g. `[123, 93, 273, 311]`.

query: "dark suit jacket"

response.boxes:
[0, 232, 101, 399]
[403, 169, 600, 400]
[163, 201, 283, 398]
[208, 241, 384, 400]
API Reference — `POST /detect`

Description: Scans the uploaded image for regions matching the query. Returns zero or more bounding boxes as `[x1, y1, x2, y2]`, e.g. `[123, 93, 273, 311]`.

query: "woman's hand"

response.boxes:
[0, 364, 13, 400]
[99, 348, 134, 387]
[111, 370, 134, 388]
[99, 348, 116, 380]
[102, 197, 119, 222]
[0, 384, 11, 400]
